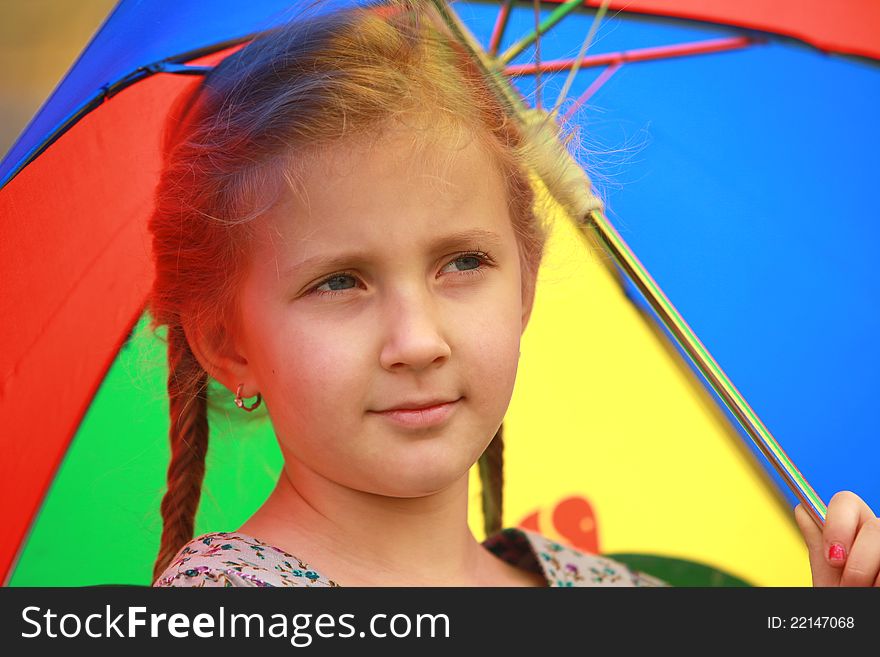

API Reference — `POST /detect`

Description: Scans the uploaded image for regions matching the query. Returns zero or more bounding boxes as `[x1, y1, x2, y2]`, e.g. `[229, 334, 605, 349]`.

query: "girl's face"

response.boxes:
[232, 123, 533, 498]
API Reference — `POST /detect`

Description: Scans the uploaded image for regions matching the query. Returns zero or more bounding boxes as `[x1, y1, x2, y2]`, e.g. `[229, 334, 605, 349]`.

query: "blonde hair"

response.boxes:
[148, 0, 595, 582]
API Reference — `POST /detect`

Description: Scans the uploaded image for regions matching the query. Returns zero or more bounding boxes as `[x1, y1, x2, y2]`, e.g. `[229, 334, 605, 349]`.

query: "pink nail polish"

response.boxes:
[828, 543, 846, 562]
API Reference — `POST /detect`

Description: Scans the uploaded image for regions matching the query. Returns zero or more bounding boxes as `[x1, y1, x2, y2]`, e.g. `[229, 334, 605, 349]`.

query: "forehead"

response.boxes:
[252, 121, 513, 266]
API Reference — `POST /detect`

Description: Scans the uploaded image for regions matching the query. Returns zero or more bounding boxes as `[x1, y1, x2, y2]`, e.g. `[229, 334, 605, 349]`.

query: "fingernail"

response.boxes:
[828, 543, 847, 562]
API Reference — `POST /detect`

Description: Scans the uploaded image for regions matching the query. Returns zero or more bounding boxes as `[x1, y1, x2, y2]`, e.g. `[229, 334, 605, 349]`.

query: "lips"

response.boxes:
[371, 397, 461, 429]
[376, 397, 461, 412]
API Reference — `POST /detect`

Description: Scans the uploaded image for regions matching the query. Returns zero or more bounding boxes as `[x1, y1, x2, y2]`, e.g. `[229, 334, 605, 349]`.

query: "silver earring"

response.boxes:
[234, 383, 262, 412]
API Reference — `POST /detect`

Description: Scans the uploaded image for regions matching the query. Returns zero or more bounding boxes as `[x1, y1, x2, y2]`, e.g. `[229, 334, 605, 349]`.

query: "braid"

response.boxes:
[151, 324, 210, 583]
[477, 422, 505, 538]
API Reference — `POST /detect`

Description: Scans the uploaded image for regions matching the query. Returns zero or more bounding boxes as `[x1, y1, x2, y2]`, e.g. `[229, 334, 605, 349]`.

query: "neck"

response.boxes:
[238, 454, 502, 586]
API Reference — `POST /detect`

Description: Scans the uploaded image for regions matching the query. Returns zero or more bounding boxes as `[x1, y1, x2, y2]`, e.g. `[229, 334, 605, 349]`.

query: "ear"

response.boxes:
[182, 316, 255, 398]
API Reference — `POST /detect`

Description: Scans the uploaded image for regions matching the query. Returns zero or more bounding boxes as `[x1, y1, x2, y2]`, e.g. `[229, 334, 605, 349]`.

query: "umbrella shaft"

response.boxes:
[583, 210, 827, 529]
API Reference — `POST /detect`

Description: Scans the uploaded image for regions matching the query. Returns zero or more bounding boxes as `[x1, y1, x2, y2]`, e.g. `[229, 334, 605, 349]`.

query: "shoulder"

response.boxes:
[152, 531, 340, 588]
[485, 527, 670, 588]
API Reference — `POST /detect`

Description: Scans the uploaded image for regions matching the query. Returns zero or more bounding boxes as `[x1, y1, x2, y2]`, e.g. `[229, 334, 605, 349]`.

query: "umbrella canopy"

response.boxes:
[2, 0, 877, 586]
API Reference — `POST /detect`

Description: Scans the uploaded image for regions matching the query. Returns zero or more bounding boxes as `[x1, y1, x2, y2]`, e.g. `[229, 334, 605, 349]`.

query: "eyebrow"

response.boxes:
[282, 228, 505, 279]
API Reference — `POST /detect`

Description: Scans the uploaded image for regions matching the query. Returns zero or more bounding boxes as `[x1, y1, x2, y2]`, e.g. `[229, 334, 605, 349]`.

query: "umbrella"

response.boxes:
[2, 0, 877, 586]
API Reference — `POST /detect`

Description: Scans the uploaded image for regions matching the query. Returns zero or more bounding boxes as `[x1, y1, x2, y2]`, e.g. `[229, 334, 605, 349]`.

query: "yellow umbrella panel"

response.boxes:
[467, 189, 812, 586]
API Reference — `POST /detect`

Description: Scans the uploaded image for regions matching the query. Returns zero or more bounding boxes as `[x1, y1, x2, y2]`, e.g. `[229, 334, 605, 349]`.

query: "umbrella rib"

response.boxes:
[560, 60, 621, 122]
[505, 36, 754, 76]
[498, 0, 583, 65]
[551, 0, 612, 118]
[533, 0, 542, 110]
[154, 63, 213, 76]
[488, 0, 515, 57]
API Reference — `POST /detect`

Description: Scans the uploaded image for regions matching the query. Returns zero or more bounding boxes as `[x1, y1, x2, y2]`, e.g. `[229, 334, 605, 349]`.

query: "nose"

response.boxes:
[378, 285, 452, 371]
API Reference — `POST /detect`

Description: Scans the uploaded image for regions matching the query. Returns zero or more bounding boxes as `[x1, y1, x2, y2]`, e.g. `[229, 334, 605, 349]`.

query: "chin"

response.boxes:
[361, 462, 470, 498]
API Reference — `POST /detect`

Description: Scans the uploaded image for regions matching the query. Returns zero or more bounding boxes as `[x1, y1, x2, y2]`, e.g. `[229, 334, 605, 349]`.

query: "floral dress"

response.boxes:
[153, 527, 669, 588]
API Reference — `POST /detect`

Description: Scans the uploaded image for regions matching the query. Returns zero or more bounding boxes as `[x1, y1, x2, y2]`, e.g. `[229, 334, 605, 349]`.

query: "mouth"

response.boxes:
[370, 397, 462, 429]
[375, 396, 462, 412]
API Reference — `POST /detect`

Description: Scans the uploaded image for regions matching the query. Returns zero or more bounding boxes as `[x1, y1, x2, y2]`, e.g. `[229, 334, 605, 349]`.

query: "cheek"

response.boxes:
[257, 320, 372, 419]
[461, 278, 523, 399]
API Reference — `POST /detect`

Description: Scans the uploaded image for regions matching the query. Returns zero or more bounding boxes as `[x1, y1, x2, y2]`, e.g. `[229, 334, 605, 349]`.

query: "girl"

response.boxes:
[148, 0, 879, 587]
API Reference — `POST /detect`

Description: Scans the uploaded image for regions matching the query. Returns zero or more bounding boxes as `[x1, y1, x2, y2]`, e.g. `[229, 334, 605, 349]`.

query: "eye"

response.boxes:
[309, 271, 360, 297]
[307, 250, 495, 298]
[438, 251, 493, 277]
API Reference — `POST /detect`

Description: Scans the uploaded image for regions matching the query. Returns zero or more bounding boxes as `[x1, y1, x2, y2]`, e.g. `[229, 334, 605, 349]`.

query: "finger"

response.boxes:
[823, 491, 875, 570]
[838, 517, 880, 587]
[794, 503, 839, 587]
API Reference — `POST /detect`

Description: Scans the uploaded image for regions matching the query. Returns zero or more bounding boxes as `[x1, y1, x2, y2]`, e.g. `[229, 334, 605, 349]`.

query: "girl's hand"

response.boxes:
[794, 491, 880, 587]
